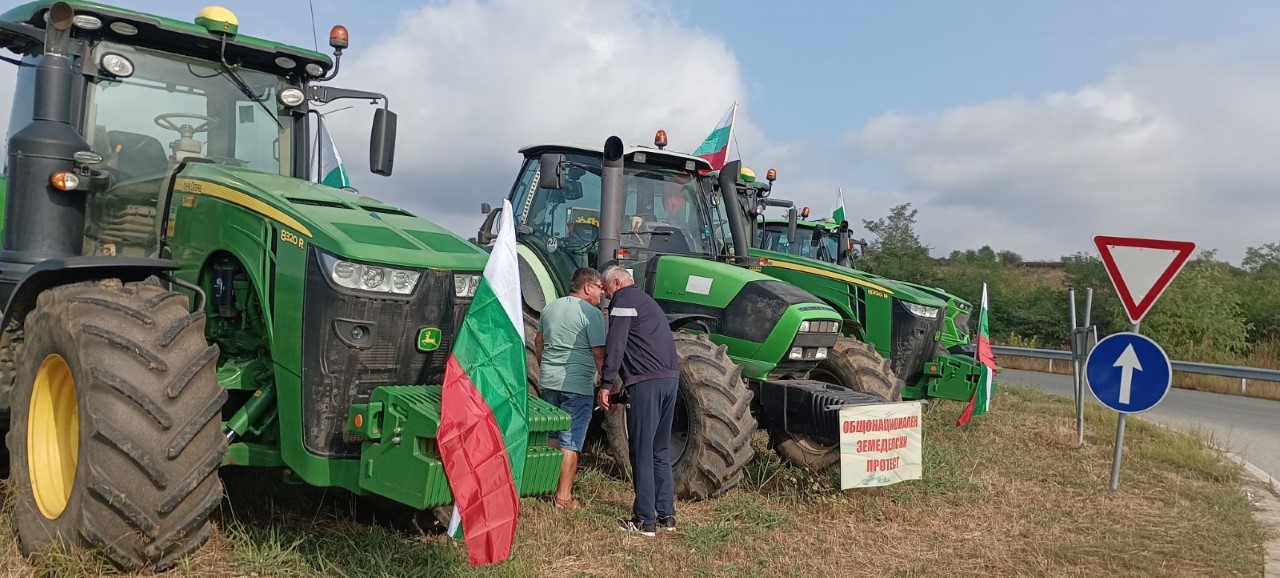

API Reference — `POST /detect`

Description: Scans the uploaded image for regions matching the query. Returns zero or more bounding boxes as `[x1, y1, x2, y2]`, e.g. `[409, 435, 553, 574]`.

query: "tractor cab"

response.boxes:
[496, 143, 724, 293]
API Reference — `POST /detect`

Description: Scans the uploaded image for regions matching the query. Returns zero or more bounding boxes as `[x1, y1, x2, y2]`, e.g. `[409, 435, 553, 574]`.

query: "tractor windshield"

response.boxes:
[759, 223, 840, 262]
[512, 152, 718, 278]
[79, 42, 292, 258]
[84, 42, 291, 180]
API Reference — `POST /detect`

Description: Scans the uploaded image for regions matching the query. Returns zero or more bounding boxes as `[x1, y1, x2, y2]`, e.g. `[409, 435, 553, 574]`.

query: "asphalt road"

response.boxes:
[1000, 368, 1280, 480]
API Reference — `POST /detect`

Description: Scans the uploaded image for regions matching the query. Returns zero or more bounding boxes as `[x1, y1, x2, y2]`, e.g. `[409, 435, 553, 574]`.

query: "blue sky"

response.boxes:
[5, 1, 1278, 262]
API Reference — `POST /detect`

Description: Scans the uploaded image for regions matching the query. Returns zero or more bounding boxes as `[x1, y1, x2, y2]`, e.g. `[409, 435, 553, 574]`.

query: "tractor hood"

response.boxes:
[749, 248, 946, 307]
[644, 254, 842, 366]
[176, 164, 486, 272]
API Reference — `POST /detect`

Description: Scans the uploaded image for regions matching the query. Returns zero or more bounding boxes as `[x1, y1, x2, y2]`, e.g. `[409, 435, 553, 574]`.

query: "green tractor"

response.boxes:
[728, 172, 987, 403]
[0, 2, 566, 571]
[477, 136, 903, 492]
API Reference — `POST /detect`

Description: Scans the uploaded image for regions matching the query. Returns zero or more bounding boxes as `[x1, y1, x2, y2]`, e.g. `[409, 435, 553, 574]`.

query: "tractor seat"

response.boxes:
[645, 225, 692, 254]
[107, 130, 170, 180]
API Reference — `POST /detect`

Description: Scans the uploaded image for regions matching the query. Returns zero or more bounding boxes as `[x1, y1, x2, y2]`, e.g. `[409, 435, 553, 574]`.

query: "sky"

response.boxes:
[3, 0, 1279, 264]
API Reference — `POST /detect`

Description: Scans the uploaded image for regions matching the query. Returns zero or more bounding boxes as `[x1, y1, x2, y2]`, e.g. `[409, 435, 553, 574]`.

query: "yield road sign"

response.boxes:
[1093, 235, 1195, 324]
[1086, 332, 1172, 414]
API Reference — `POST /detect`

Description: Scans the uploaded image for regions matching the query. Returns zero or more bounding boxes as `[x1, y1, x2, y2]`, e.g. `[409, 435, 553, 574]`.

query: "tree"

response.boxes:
[858, 203, 934, 284]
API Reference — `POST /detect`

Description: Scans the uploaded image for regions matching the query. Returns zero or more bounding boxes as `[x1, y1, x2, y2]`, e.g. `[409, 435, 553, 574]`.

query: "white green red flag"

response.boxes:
[831, 189, 847, 225]
[957, 282, 996, 426]
[694, 101, 737, 171]
[437, 198, 529, 566]
[313, 116, 350, 188]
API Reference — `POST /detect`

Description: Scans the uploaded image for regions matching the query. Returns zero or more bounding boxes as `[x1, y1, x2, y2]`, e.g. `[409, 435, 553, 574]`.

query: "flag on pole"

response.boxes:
[694, 101, 737, 171]
[437, 199, 529, 566]
[957, 283, 997, 427]
[831, 189, 847, 225]
[313, 116, 351, 188]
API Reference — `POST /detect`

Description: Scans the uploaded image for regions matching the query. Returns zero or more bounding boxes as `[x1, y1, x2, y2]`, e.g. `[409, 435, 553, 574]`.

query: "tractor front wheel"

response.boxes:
[771, 337, 903, 471]
[603, 332, 756, 500]
[6, 279, 226, 572]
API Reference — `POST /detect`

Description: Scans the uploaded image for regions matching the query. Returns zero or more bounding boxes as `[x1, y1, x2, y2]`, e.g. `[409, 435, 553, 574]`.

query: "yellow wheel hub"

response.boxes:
[29, 354, 79, 520]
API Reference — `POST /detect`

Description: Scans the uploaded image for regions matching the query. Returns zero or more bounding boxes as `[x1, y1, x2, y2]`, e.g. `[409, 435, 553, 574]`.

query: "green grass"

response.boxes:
[0, 384, 1268, 577]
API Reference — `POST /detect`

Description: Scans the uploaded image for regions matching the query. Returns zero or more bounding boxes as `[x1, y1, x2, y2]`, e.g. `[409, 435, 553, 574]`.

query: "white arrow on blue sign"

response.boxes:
[1085, 332, 1172, 414]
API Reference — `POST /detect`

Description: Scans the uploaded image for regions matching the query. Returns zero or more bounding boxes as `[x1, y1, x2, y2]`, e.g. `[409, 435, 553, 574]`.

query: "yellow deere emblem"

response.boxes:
[417, 327, 442, 352]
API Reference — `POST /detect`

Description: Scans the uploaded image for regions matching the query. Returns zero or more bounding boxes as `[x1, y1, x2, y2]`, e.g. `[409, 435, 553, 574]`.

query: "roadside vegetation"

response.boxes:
[2, 385, 1264, 577]
[854, 203, 1280, 399]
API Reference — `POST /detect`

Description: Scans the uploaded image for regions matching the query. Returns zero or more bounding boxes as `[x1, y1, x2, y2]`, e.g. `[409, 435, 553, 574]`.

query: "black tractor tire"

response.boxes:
[771, 337, 903, 472]
[603, 332, 756, 500]
[6, 279, 226, 572]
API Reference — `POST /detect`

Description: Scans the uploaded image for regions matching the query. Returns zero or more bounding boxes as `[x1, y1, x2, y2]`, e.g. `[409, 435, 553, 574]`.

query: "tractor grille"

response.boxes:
[301, 248, 469, 458]
[889, 299, 943, 385]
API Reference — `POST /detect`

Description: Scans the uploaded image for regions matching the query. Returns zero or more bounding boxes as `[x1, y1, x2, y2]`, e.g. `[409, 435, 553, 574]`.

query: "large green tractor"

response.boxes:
[477, 137, 903, 492]
[729, 173, 987, 403]
[0, 2, 566, 571]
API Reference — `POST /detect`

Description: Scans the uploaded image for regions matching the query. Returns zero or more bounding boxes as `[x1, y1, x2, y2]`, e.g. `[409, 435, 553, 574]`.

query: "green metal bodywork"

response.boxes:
[0, 1, 567, 509]
[751, 217, 988, 402]
[504, 146, 844, 383]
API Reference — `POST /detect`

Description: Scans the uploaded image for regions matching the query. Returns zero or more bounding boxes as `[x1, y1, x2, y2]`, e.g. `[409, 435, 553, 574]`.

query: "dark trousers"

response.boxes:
[626, 376, 677, 525]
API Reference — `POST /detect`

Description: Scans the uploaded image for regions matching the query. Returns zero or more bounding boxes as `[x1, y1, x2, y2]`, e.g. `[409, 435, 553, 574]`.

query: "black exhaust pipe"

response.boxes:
[597, 136, 624, 269]
[1, 2, 92, 267]
[717, 160, 749, 261]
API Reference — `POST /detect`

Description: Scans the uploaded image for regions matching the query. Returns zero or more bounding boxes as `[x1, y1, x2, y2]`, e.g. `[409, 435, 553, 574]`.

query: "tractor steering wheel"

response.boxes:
[154, 113, 218, 135]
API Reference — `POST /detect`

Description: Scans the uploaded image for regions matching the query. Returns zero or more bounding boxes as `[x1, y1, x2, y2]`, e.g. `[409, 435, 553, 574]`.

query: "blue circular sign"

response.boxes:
[1085, 332, 1172, 414]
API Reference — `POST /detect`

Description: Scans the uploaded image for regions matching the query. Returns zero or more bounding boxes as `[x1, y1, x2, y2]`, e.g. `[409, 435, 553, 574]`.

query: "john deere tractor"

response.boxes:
[728, 170, 988, 403]
[478, 136, 903, 494]
[0, 2, 566, 571]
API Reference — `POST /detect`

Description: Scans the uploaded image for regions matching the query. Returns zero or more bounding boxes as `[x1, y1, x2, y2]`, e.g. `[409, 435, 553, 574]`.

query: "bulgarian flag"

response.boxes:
[313, 115, 351, 188]
[831, 189, 847, 225]
[437, 198, 529, 566]
[957, 282, 997, 427]
[694, 101, 737, 171]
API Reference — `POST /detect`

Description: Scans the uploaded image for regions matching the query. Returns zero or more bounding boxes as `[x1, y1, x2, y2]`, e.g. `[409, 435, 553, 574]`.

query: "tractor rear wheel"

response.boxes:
[6, 279, 226, 572]
[771, 337, 903, 471]
[603, 332, 756, 500]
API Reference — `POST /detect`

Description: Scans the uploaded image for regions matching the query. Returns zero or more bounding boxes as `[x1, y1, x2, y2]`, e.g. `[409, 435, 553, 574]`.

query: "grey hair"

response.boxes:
[602, 265, 633, 287]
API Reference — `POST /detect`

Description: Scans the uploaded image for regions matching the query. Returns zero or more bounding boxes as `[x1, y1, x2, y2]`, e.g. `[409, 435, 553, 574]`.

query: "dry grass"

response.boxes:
[1, 385, 1267, 577]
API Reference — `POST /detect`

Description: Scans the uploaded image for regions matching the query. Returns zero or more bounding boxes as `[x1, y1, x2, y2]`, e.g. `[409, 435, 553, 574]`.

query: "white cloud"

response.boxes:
[326, 0, 749, 237]
[844, 47, 1280, 263]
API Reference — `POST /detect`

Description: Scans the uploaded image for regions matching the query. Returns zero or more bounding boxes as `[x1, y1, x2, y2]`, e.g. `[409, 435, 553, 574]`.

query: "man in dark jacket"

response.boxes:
[597, 265, 679, 537]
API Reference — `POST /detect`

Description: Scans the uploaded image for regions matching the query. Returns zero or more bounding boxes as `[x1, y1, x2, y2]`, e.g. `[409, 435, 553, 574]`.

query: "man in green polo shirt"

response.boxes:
[535, 267, 606, 510]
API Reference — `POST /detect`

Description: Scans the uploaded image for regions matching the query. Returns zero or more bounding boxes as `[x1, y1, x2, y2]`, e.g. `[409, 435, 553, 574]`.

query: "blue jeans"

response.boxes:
[540, 388, 593, 452]
[627, 377, 677, 525]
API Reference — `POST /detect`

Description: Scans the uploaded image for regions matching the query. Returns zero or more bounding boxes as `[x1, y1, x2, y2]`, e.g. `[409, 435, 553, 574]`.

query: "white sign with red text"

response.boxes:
[839, 401, 923, 489]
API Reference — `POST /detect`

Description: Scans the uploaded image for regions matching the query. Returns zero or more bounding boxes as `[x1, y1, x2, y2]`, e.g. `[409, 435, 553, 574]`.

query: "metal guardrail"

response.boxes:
[992, 345, 1280, 393]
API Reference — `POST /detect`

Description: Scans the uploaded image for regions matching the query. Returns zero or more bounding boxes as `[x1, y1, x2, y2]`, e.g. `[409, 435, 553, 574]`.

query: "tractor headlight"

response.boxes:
[903, 302, 940, 319]
[100, 53, 134, 78]
[320, 251, 420, 295]
[789, 347, 803, 360]
[453, 274, 481, 298]
[799, 320, 839, 333]
[278, 87, 306, 107]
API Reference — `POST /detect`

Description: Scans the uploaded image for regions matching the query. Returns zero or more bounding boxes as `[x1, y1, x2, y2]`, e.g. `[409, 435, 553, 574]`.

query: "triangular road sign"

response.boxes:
[1093, 235, 1196, 324]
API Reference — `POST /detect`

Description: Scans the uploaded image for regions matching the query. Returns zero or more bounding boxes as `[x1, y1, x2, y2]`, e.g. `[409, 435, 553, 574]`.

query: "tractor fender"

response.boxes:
[667, 313, 716, 333]
[0, 256, 180, 331]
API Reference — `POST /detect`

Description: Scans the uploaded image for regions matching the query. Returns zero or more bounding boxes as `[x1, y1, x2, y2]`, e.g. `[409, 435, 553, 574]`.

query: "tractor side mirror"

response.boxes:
[369, 108, 397, 176]
[481, 202, 491, 214]
[786, 207, 797, 244]
[538, 154, 566, 190]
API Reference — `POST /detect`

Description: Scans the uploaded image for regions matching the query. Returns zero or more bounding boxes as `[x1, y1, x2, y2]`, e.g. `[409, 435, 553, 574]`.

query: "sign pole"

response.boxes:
[1078, 288, 1092, 444]
[1108, 321, 1140, 490]
[1068, 288, 1082, 439]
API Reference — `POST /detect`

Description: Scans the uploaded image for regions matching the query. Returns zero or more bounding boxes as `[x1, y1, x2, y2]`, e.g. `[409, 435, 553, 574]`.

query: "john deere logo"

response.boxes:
[417, 327, 442, 351]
